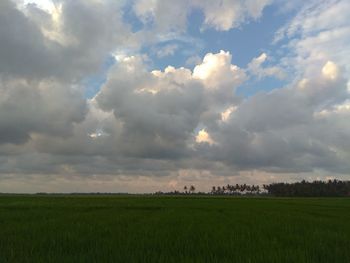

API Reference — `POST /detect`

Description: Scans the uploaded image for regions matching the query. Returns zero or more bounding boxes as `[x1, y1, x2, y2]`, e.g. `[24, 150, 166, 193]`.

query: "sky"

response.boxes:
[0, 0, 350, 193]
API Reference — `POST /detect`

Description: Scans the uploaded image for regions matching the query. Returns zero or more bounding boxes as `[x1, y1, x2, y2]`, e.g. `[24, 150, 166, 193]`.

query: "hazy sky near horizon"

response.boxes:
[0, 0, 350, 193]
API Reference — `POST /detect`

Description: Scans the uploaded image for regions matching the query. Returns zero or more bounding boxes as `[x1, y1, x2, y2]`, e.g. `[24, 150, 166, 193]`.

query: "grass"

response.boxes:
[0, 195, 349, 263]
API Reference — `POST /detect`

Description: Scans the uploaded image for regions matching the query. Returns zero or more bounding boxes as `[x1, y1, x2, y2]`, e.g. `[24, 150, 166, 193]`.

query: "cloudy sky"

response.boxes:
[0, 0, 349, 193]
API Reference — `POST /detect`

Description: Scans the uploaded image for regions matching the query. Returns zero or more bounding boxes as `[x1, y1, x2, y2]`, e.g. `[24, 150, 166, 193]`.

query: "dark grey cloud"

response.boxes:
[0, 0, 134, 81]
[0, 0, 52, 78]
[0, 78, 87, 144]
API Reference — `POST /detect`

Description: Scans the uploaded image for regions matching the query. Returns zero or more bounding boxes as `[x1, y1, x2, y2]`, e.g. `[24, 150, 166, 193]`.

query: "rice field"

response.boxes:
[0, 195, 349, 263]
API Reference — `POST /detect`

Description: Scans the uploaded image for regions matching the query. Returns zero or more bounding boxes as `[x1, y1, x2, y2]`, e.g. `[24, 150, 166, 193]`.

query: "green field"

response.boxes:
[0, 196, 349, 263]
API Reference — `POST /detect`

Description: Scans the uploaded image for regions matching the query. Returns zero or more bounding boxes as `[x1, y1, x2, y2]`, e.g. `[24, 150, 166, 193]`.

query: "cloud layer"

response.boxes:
[0, 0, 349, 192]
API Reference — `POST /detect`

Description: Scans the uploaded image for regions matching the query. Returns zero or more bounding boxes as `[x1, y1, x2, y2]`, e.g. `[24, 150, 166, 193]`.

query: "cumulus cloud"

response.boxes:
[204, 60, 350, 173]
[95, 51, 244, 158]
[0, 51, 246, 177]
[1, 47, 349, 183]
[6, 51, 349, 179]
[193, 51, 246, 110]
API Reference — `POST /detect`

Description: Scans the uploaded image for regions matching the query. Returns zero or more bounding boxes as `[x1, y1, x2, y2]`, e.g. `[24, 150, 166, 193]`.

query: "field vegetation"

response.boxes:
[1, 195, 349, 262]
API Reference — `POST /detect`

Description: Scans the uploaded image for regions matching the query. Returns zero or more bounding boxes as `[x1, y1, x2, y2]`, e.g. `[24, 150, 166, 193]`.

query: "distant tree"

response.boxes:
[184, 186, 188, 194]
[235, 184, 240, 192]
[255, 185, 260, 194]
[240, 184, 247, 193]
[228, 186, 232, 194]
[190, 185, 195, 194]
[209, 183, 263, 196]
[216, 186, 221, 194]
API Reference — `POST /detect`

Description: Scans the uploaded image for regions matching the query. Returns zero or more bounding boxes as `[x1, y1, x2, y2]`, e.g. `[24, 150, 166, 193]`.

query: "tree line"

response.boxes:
[155, 180, 350, 197]
[211, 184, 260, 195]
[263, 180, 350, 197]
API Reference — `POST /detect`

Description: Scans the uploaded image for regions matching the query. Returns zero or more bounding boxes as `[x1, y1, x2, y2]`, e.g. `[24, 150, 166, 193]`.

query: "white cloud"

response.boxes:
[16, 0, 56, 13]
[185, 55, 202, 66]
[195, 129, 216, 145]
[194, 0, 272, 31]
[156, 44, 179, 58]
[248, 53, 285, 80]
[275, 0, 350, 78]
[193, 50, 246, 90]
[322, 61, 339, 80]
[221, 106, 237, 122]
[133, 0, 273, 32]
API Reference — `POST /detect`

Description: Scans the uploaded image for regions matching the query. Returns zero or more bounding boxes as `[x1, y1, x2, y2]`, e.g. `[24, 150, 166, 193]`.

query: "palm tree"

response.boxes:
[226, 184, 231, 194]
[256, 185, 260, 194]
[211, 186, 216, 194]
[190, 185, 195, 194]
[251, 185, 257, 194]
[184, 185, 188, 194]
